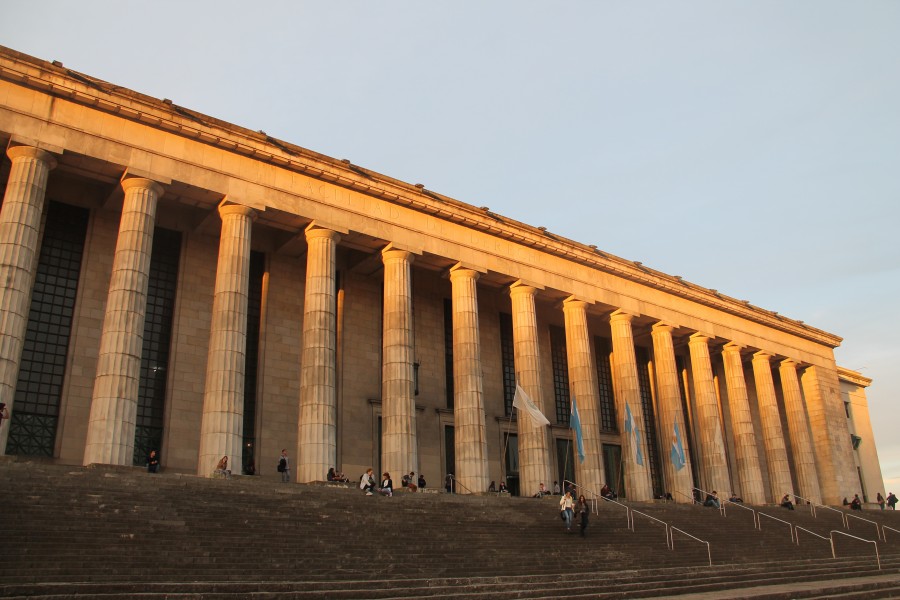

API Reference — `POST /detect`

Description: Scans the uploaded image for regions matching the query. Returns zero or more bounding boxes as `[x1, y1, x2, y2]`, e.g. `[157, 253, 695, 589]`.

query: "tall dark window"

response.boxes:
[549, 325, 570, 425]
[444, 425, 455, 480]
[6, 201, 88, 456]
[593, 336, 617, 432]
[676, 355, 700, 488]
[504, 432, 519, 496]
[443, 298, 454, 408]
[242, 251, 265, 474]
[499, 313, 515, 416]
[635, 347, 663, 497]
[132, 228, 181, 465]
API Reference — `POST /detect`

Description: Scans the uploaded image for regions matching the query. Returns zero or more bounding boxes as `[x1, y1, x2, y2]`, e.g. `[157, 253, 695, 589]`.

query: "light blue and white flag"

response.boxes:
[624, 403, 644, 466]
[570, 396, 585, 464]
[671, 417, 686, 471]
[513, 383, 550, 428]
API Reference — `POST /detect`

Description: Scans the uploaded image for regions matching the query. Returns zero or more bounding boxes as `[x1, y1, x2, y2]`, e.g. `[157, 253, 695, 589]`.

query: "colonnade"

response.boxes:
[0, 145, 852, 504]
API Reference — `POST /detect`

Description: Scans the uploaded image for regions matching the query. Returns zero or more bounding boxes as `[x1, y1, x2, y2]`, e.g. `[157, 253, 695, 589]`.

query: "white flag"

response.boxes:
[513, 383, 550, 428]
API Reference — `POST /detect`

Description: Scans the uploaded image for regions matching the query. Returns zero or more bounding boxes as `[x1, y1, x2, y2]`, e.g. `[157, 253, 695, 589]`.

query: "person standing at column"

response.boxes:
[278, 449, 290, 483]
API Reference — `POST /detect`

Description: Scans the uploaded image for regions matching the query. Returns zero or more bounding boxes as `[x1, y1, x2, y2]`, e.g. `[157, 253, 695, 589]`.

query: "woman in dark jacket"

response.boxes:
[576, 495, 590, 537]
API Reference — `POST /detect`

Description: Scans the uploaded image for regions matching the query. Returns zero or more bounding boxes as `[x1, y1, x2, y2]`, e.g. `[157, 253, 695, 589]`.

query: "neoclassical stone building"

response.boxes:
[0, 45, 885, 504]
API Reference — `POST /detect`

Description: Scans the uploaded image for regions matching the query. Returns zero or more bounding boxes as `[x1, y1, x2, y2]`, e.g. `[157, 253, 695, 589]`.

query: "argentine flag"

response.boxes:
[671, 417, 686, 471]
[624, 403, 644, 466]
[570, 396, 585, 464]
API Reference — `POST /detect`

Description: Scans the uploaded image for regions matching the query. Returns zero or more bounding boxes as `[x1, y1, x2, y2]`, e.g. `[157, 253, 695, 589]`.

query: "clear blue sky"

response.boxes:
[3, 1, 899, 491]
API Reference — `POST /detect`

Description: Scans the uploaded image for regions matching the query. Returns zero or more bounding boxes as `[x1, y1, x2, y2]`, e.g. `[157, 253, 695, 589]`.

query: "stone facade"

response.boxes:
[0, 45, 882, 504]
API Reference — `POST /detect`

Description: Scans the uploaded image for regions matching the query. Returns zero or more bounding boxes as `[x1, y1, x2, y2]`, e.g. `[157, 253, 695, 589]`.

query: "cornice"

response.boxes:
[0, 45, 842, 349]
[837, 367, 872, 388]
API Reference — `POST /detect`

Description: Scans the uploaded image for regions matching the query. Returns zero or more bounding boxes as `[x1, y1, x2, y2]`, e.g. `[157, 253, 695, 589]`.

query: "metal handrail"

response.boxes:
[758, 512, 795, 543]
[794, 526, 835, 558]
[792, 493, 848, 527]
[831, 530, 880, 570]
[675, 490, 699, 505]
[722, 499, 759, 529]
[599, 494, 633, 530]
[846, 512, 883, 541]
[670, 526, 712, 567]
[447, 474, 474, 495]
[882, 525, 900, 542]
[631, 509, 672, 549]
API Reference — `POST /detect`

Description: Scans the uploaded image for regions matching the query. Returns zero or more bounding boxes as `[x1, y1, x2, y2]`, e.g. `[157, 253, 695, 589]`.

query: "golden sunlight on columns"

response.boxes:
[449, 265, 489, 494]
[297, 226, 342, 483]
[510, 282, 552, 498]
[801, 365, 856, 504]
[650, 323, 694, 503]
[609, 310, 652, 501]
[381, 248, 417, 477]
[197, 204, 257, 477]
[562, 298, 605, 495]
[721, 344, 766, 504]
[751, 352, 793, 502]
[84, 177, 162, 466]
[687, 333, 731, 496]
[0, 146, 57, 455]
[779, 359, 822, 504]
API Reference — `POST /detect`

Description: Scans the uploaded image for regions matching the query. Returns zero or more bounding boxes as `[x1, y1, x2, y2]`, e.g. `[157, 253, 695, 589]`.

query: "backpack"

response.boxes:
[278, 457, 287, 472]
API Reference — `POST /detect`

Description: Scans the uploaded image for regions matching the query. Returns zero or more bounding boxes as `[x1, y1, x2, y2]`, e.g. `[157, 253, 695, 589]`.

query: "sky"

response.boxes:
[2, 2, 898, 489]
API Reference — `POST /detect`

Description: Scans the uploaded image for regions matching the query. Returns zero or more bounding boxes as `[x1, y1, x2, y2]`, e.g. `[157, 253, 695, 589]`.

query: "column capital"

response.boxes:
[121, 177, 165, 197]
[753, 351, 773, 363]
[651, 321, 675, 335]
[449, 265, 480, 282]
[509, 280, 540, 297]
[780, 358, 800, 369]
[381, 247, 415, 264]
[609, 309, 637, 324]
[562, 296, 591, 312]
[722, 342, 745, 354]
[6, 145, 58, 170]
[688, 331, 711, 345]
[219, 203, 258, 221]
[304, 225, 341, 244]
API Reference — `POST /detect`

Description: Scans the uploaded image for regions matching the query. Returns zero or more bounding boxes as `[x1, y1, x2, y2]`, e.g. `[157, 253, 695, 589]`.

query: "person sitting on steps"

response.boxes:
[703, 491, 720, 509]
[600, 483, 616, 500]
[780, 494, 795, 510]
[213, 456, 231, 479]
[360, 468, 376, 496]
[850, 494, 863, 511]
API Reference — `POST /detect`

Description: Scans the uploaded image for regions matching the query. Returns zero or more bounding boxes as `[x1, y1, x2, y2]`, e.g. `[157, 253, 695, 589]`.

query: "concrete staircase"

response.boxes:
[2, 458, 899, 598]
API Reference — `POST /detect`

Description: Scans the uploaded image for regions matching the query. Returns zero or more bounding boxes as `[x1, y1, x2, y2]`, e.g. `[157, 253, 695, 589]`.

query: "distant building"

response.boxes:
[0, 45, 883, 504]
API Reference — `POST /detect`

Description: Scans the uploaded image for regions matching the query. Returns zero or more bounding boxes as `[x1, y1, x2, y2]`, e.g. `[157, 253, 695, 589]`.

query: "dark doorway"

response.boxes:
[602, 443, 625, 498]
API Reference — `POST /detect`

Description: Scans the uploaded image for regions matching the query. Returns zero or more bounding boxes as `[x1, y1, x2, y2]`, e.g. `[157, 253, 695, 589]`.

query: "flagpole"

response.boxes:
[499, 375, 519, 494]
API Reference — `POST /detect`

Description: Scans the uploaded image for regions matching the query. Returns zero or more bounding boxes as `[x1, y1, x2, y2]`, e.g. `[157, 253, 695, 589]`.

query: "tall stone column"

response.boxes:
[197, 204, 257, 477]
[779, 359, 822, 504]
[562, 297, 605, 495]
[609, 310, 652, 501]
[510, 282, 552, 497]
[687, 333, 731, 496]
[650, 323, 694, 503]
[381, 248, 417, 477]
[751, 352, 793, 501]
[721, 343, 766, 504]
[84, 177, 163, 466]
[801, 364, 856, 504]
[449, 265, 489, 494]
[296, 226, 342, 483]
[0, 146, 57, 454]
